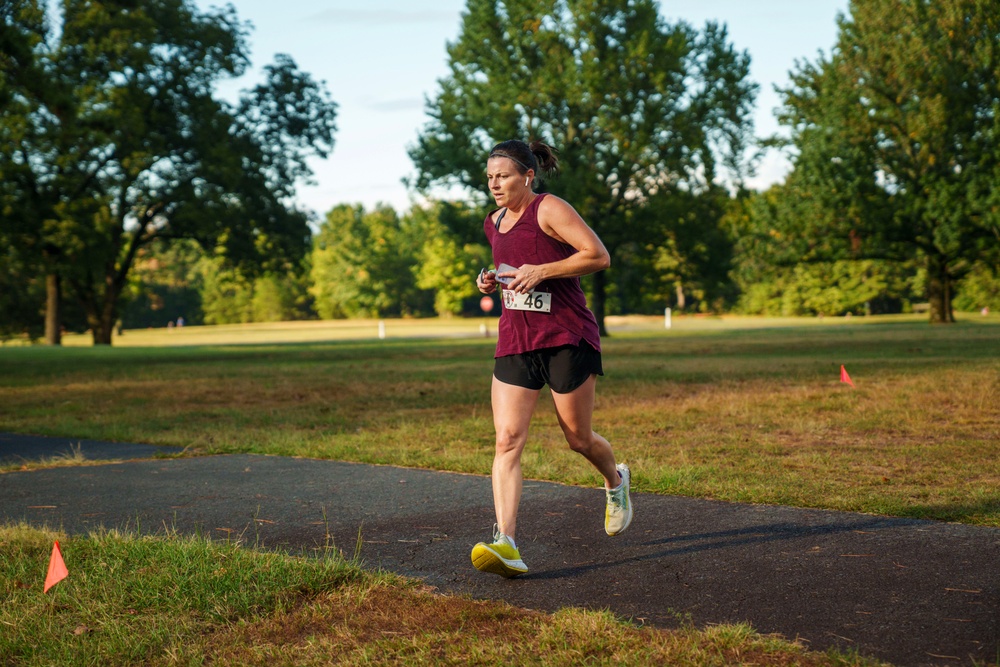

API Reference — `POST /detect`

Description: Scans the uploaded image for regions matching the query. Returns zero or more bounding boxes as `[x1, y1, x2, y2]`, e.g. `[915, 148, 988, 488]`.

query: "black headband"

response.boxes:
[489, 150, 533, 173]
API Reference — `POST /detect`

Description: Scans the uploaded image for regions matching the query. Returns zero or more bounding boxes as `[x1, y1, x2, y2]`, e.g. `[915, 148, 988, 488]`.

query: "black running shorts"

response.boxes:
[493, 341, 604, 394]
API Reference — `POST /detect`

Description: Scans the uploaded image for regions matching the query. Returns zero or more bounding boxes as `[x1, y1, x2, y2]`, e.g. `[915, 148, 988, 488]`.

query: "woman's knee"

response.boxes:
[563, 428, 594, 454]
[495, 430, 527, 456]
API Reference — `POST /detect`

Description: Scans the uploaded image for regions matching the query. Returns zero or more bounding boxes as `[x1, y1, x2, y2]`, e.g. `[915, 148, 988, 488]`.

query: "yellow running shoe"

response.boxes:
[471, 525, 528, 578]
[605, 463, 633, 535]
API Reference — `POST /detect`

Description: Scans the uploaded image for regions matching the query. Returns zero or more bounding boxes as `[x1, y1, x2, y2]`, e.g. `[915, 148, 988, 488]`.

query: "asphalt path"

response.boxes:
[1, 434, 997, 667]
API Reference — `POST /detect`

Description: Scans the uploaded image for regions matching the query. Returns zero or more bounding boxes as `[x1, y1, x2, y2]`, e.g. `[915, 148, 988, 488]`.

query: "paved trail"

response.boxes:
[1, 435, 997, 666]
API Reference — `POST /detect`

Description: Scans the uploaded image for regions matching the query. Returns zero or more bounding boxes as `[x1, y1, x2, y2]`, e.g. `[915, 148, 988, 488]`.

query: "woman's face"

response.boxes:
[486, 156, 530, 208]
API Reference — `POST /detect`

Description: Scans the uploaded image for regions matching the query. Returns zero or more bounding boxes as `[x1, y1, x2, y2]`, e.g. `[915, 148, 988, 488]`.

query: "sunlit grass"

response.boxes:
[10, 311, 987, 349]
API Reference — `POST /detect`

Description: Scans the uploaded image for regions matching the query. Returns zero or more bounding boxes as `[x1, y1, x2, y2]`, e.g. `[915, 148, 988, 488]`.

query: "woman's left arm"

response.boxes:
[500, 195, 611, 293]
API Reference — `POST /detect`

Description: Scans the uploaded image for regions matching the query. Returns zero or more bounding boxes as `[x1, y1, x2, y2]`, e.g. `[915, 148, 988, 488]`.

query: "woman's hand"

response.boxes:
[477, 268, 498, 294]
[497, 264, 544, 294]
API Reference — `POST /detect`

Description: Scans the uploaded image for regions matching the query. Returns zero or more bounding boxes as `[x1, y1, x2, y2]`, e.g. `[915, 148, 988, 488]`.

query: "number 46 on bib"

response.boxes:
[502, 289, 552, 313]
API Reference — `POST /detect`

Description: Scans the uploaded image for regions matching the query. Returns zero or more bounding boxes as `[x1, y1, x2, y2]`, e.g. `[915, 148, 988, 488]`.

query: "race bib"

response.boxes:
[502, 289, 552, 313]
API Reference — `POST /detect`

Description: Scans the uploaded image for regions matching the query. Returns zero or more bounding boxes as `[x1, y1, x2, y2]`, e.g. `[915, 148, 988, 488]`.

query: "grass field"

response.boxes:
[3, 313, 998, 525]
[43, 311, 950, 346]
[2, 314, 997, 665]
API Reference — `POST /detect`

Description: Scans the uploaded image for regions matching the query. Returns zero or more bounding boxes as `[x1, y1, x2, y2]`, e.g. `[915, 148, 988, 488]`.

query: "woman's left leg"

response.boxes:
[490, 375, 541, 540]
[550, 374, 620, 489]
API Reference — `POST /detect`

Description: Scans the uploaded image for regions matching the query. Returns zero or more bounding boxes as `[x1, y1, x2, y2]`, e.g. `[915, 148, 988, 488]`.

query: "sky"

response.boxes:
[201, 0, 850, 218]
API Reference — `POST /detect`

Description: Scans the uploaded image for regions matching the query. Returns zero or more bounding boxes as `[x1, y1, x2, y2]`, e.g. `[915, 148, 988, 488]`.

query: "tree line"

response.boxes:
[3, 0, 998, 345]
[1, 0, 336, 344]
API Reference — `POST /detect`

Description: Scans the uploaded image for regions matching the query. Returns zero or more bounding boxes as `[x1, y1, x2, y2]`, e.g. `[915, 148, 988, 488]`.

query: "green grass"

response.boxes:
[0, 523, 368, 665]
[2, 315, 998, 526]
[0, 524, 887, 666]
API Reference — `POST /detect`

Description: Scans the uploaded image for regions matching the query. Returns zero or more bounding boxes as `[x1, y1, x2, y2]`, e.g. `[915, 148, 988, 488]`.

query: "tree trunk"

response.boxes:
[81, 282, 119, 345]
[44, 273, 61, 346]
[926, 253, 955, 324]
[89, 300, 117, 345]
[591, 269, 609, 337]
[91, 323, 114, 345]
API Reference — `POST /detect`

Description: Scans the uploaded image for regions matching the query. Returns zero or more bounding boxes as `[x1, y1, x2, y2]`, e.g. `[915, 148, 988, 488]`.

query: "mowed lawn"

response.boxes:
[2, 314, 998, 526]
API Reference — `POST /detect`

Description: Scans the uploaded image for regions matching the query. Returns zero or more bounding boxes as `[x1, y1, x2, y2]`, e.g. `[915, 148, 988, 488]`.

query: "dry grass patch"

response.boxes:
[171, 582, 878, 667]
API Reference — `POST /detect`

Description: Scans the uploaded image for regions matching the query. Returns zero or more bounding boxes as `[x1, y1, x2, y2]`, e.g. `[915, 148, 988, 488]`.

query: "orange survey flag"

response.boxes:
[840, 365, 855, 388]
[44, 541, 69, 593]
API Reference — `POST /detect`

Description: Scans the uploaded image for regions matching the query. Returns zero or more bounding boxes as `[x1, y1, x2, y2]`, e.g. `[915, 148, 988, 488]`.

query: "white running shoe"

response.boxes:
[605, 463, 633, 536]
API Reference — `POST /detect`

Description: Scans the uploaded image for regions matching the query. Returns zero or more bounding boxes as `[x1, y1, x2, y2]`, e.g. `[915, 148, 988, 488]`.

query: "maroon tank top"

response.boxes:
[483, 193, 602, 357]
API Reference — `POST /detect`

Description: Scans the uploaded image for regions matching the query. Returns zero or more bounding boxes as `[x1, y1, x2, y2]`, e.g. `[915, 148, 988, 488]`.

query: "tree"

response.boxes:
[410, 201, 491, 316]
[0, 239, 45, 341]
[121, 237, 315, 328]
[776, 0, 1000, 323]
[954, 261, 1000, 313]
[250, 270, 314, 323]
[729, 181, 923, 316]
[197, 263, 312, 325]
[121, 238, 205, 328]
[409, 0, 757, 333]
[1, 0, 51, 340]
[199, 261, 255, 325]
[0, 0, 336, 344]
[617, 185, 737, 313]
[310, 204, 432, 319]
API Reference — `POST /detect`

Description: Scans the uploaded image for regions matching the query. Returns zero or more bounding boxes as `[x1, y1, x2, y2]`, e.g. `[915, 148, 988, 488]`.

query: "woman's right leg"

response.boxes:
[490, 375, 540, 540]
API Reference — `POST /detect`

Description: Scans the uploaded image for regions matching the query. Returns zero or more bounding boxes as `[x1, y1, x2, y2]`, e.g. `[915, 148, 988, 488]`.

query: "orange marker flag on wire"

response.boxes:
[840, 365, 856, 388]
[43, 541, 69, 593]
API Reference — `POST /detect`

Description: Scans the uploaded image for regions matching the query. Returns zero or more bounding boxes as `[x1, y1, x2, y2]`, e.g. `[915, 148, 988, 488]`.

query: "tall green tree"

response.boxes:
[621, 185, 738, 313]
[310, 204, 432, 319]
[409, 0, 757, 333]
[1, 0, 52, 340]
[0, 241, 45, 340]
[954, 261, 1000, 313]
[197, 261, 313, 325]
[0, 0, 336, 344]
[776, 0, 1000, 323]
[729, 180, 922, 316]
[410, 201, 491, 316]
[121, 238, 314, 328]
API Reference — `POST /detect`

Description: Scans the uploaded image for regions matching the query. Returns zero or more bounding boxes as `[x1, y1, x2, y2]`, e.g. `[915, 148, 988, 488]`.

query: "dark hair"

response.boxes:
[489, 140, 559, 176]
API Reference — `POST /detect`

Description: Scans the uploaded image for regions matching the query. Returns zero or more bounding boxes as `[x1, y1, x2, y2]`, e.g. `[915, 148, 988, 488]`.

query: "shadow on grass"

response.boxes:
[893, 498, 1000, 525]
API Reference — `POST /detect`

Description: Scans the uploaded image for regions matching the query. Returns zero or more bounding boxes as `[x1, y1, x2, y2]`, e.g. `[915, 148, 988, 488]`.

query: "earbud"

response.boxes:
[525, 177, 530, 186]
